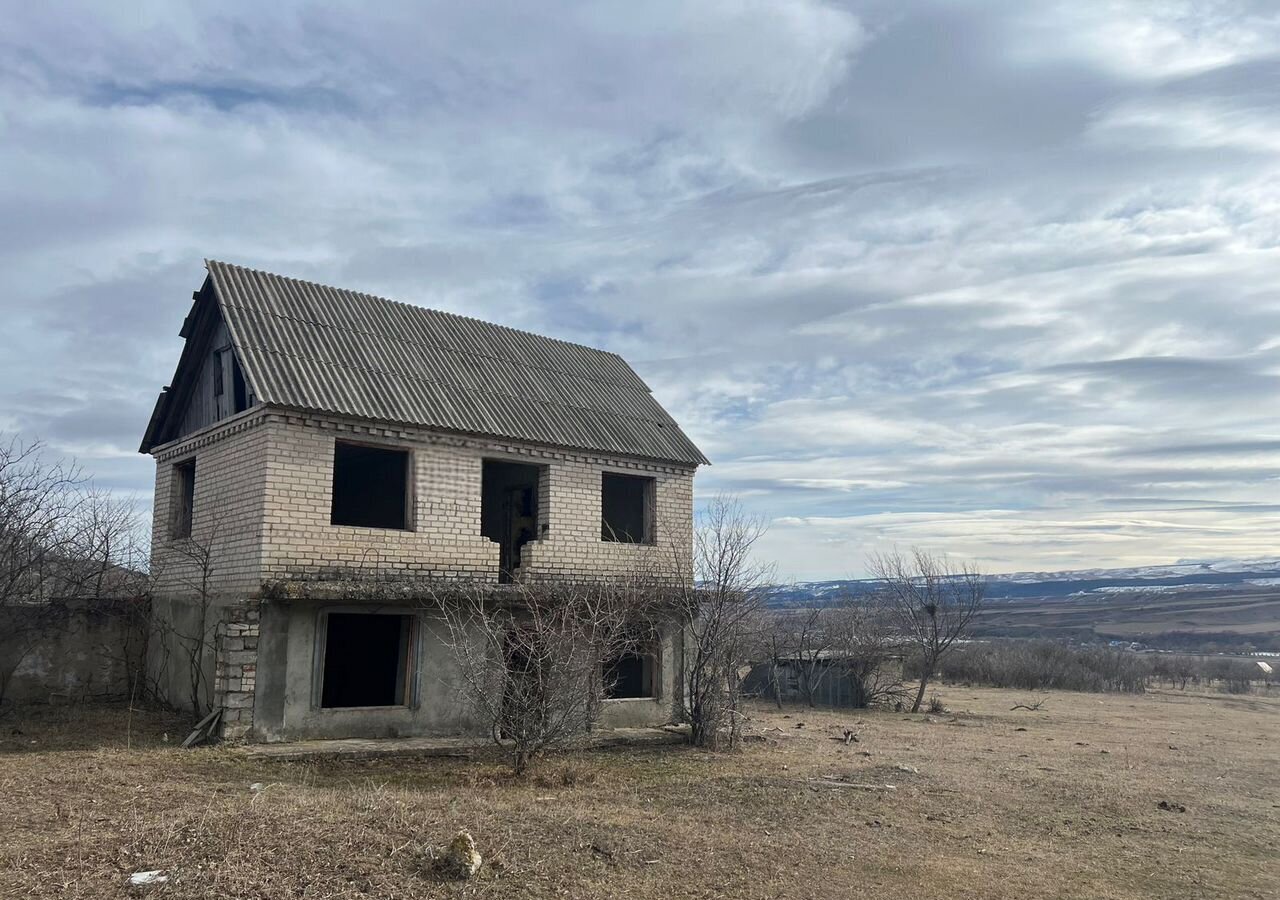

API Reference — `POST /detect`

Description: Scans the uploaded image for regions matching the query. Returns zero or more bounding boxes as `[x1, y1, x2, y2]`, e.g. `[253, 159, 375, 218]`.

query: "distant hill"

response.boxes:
[767, 557, 1280, 607]
[767, 557, 1280, 652]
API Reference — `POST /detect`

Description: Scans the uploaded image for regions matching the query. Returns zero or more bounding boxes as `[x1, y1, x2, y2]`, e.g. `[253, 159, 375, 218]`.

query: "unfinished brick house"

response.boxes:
[140, 261, 707, 741]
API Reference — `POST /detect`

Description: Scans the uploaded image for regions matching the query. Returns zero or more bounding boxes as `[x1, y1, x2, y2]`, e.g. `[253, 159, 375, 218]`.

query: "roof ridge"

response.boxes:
[205, 259, 634, 367]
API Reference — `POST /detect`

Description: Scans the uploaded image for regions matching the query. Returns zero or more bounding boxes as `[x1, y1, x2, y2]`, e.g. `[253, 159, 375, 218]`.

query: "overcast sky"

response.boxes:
[4, 1, 1280, 579]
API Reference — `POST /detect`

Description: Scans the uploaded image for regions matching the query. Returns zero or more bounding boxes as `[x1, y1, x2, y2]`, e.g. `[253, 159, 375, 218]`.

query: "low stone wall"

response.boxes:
[0, 600, 147, 705]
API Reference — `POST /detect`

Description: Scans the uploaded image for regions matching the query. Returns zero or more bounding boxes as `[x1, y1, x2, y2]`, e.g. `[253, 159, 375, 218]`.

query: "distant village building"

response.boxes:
[140, 261, 707, 741]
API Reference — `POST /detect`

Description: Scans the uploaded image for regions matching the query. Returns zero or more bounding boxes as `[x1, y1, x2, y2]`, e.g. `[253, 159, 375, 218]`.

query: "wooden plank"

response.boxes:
[181, 708, 222, 749]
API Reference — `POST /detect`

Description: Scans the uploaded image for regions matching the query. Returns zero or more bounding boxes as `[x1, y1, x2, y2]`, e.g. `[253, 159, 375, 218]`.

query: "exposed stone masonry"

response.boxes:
[212, 601, 260, 741]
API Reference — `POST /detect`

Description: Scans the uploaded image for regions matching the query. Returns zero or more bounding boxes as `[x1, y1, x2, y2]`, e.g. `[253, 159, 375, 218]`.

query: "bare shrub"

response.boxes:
[868, 548, 984, 713]
[933, 640, 1153, 693]
[432, 578, 650, 775]
[826, 601, 908, 708]
[1204, 657, 1258, 694]
[678, 494, 772, 750]
[1150, 653, 1200, 690]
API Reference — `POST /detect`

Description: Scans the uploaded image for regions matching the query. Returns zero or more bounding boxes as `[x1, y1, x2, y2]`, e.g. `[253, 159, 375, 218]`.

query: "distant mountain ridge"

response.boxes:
[768, 557, 1280, 608]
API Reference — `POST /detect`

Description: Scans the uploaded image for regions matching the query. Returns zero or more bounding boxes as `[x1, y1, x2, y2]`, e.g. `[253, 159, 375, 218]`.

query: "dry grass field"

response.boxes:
[2, 686, 1277, 899]
[973, 588, 1280, 646]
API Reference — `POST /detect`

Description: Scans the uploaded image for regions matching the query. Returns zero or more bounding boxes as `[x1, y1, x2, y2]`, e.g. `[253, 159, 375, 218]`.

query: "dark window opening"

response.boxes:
[481, 459, 543, 583]
[320, 612, 413, 708]
[214, 347, 250, 416]
[601, 472, 653, 543]
[331, 441, 410, 529]
[605, 648, 656, 699]
[170, 459, 195, 539]
[231, 354, 248, 413]
[212, 349, 224, 397]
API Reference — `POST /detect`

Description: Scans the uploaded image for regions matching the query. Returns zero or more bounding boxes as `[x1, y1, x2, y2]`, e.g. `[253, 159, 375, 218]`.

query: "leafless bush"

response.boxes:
[432, 578, 653, 775]
[765, 605, 838, 708]
[933, 641, 1151, 693]
[868, 548, 984, 713]
[148, 522, 223, 716]
[825, 601, 909, 708]
[1150, 653, 1200, 690]
[1204, 657, 1259, 694]
[678, 494, 772, 750]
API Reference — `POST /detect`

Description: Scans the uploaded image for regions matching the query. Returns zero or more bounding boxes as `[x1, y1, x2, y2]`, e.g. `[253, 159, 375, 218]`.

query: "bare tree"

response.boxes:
[867, 547, 984, 713]
[433, 578, 652, 775]
[678, 494, 773, 749]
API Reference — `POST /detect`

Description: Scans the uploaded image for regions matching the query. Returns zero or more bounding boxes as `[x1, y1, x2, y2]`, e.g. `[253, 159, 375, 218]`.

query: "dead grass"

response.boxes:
[2, 688, 1277, 899]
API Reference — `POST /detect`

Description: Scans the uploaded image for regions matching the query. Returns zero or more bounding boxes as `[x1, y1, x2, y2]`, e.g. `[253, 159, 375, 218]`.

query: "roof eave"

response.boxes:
[261, 402, 708, 469]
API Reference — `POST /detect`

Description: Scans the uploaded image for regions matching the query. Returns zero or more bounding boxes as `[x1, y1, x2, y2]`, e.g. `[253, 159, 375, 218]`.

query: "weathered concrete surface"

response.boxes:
[243, 724, 688, 762]
[248, 598, 683, 743]
[0, 601, 145, 704]
[253, 599, 488, 743]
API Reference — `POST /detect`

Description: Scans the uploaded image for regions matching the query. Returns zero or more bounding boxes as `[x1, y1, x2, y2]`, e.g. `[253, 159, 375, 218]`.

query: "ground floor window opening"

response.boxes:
[320, 612, 414, 708]
[605, 645, 657, 699]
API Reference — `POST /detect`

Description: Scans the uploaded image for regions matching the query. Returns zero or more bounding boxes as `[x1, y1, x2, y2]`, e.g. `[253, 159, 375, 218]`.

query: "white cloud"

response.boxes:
[2, 1, 1280, 578]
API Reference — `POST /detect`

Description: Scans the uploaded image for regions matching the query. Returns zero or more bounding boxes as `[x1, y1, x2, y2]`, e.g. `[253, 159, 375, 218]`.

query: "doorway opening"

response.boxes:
[319, 612, 414, 708]
[481, 460, 543, 583]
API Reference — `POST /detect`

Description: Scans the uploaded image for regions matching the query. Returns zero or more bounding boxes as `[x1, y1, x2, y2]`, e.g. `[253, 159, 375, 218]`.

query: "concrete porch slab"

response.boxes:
[242, 725, 688, 762]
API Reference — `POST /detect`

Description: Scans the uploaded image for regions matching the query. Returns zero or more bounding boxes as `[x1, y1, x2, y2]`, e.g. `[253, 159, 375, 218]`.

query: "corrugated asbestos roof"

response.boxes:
[201, 260, 708, 466]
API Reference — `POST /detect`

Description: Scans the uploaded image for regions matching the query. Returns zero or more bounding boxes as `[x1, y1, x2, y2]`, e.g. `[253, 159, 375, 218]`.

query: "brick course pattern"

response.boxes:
[150, 409, 695, 598]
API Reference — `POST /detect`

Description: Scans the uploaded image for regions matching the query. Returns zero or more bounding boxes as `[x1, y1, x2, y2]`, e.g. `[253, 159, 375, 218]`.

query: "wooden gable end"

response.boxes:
[139, 278, 257, 453]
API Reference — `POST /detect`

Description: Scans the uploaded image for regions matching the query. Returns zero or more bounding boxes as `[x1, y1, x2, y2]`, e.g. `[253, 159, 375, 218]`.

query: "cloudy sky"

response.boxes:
[4, 1, 1280, 579]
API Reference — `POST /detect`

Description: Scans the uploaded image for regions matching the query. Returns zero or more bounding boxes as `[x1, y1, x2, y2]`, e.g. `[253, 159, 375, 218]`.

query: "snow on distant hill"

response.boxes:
[767, 557, 1280, 608]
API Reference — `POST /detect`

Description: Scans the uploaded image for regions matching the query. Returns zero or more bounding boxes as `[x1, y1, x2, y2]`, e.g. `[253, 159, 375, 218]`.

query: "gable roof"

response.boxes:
[141, 260, 708, 466]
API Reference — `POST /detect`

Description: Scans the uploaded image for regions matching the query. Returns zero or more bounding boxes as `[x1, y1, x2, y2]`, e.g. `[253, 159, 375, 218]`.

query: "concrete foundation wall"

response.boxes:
[147, 593, 236, 716]
[599, 623, 682, 729]
[248, 598, 681, 742]
[254, 599, 492, 741]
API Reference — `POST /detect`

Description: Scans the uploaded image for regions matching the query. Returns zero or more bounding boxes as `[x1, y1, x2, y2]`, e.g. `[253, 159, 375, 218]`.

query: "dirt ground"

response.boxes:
[2, 686, 1276, 899]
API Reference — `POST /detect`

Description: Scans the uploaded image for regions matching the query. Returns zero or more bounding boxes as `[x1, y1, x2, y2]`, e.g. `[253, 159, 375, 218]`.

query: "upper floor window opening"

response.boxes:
[170, 459, 196, 539]
[601, 471, 654, 544]
[331, 441, 411, 530]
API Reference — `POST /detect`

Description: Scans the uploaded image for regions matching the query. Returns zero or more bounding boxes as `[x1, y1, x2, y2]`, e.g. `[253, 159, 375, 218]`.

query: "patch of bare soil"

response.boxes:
[2, 688, 1277, 899]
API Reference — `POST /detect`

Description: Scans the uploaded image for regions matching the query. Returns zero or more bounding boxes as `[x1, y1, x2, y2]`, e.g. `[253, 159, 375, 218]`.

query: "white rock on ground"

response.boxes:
[128, 871, 169, 886]
[443, 830, 482, 878]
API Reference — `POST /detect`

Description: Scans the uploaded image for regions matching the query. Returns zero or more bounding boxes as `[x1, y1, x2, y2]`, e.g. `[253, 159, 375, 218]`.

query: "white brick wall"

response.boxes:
[148, 408, 696, 596]
[150, 410, 270, 600]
